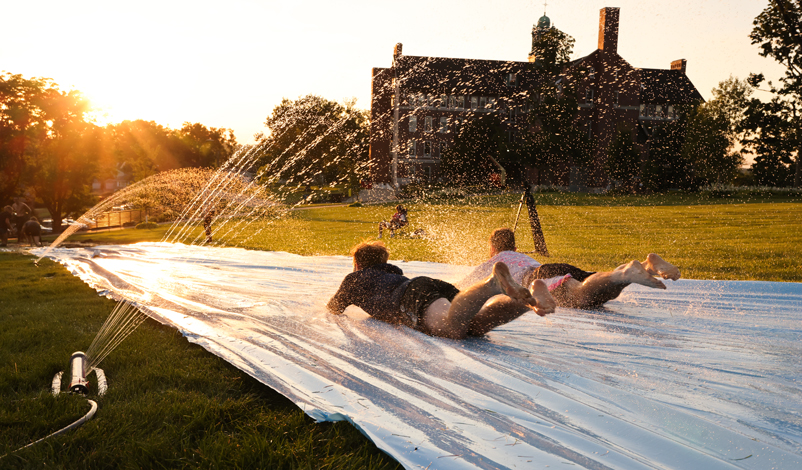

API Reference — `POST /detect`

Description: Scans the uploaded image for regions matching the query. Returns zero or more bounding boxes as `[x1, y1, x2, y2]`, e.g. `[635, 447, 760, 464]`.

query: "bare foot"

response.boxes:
[529, 279, 556, 316]
[620, 260, 666, 289]
[492, 262, 539, 307]
[643, 253, 681, 281]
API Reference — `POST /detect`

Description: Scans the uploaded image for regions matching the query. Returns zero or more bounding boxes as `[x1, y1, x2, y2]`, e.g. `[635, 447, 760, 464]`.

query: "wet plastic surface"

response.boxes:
[42, 243, 802, 469]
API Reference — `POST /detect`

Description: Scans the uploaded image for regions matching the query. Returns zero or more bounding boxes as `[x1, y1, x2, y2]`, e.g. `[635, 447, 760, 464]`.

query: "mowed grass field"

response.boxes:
[64, 194, 802, 282]
[4, 194, 799, 468]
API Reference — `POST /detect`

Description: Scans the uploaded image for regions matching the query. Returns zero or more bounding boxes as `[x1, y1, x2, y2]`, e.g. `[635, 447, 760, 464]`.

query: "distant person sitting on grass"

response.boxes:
[327, 241, 556, 339]
[458, 228, 681, 309]
[378, 205, 408, 239]
[21, 216, 43, 247]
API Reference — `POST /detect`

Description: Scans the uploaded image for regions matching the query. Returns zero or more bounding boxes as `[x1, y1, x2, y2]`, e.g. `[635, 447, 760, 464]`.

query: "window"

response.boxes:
[615, 91, 620, 105]
[425, 116, 433, 132]
[471, 96, 478, 110]
[506, 72, 517, 87]
[588, 66, 596, 79]
[480, 96, 487, 109]
[668, 105, 675, 119]
[448, 95, 456, 109]
[408, 140, 417, 156]
[488, 97, 497, 109]
[409, 115, 417, 132]
[585, 88, 594, 102]
[424, 141, 431, 157]
[440, 94, 447, 108]
[456, 96, 465, 109]
[439, 117, 448, 133]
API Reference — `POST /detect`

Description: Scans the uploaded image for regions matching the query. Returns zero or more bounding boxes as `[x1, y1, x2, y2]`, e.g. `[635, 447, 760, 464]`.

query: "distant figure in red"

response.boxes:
[378, 205, 408, 239]
[203, 209, 215, 243]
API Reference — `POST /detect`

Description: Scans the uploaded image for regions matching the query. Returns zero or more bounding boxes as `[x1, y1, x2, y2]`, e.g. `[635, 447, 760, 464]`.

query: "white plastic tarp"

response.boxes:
[43, 243, 802, 469]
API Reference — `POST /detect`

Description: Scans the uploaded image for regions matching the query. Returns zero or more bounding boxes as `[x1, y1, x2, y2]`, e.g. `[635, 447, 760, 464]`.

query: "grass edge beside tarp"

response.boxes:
[0, 252, 402, 470]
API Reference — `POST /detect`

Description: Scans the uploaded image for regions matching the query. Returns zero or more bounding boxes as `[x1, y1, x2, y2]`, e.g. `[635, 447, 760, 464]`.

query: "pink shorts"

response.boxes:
[538, 274, 572, 292]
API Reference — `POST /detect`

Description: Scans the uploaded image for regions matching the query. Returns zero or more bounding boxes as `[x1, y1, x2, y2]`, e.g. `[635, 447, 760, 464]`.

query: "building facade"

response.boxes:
[369, 7, 703, 189]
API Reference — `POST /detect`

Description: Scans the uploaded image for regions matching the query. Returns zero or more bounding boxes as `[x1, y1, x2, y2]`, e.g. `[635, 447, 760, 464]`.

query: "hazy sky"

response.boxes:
[2, 0, 784, 144]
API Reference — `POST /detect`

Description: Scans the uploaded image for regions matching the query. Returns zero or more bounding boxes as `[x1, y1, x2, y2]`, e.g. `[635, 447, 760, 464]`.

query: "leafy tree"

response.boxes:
[642, 117, 693, 191]
[440, 114, 506, 186]
[531, 27, 575, 74]
[707, 76, 754, 146]
[740, 91, 797, 186]
[255, 95, 369, 192]
[172, 122, 238, 169]
[526, 84, 594, 187]
[682, 104, 742, 186]
[0, 73, 57, 203]
[747, 0, 802, 186]
[605, 125, 641, 191]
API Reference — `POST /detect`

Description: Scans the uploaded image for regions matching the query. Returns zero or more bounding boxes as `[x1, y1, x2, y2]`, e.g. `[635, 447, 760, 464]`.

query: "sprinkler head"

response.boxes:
[69, 351, 90, 395]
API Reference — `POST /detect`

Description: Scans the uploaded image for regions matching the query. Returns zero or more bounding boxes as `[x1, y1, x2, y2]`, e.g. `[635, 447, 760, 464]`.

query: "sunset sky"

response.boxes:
[2, 0, 785, 144]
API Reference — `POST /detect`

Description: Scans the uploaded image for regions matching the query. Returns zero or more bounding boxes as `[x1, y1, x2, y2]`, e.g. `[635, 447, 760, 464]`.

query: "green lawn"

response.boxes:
[0, 254, 401, 469]
[5, 193, 799, 468]
[61, 194, 802, 282]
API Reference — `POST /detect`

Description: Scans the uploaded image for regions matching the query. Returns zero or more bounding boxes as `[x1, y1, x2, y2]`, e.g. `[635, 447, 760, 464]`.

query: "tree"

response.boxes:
[682, 104, 742, 186]
[748, 0, 802, 186]
[526, 83, 594, 187]
[605, 125, 641, 191]
[707, 76, 754, 145]
[440, 114, 506, 186]
[740, 91, 797, 186]
[26, 86, 101, 233]
[0, 73, 57, 203]
[255, 95, 370, 192]
[642, 117, 693, 191]
[531, 27, 575, 74]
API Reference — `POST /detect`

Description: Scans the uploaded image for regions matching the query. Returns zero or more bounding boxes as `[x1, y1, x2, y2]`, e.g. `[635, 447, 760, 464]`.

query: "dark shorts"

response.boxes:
[523, 263, 595, 288]
[400, 276, 460, 330]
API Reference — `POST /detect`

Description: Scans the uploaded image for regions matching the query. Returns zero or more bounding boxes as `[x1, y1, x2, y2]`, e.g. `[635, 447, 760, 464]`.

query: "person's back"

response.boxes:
[328, 262, 412, 325]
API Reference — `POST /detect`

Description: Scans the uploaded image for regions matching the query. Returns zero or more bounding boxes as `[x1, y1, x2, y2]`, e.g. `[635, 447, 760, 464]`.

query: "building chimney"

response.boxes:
[393, 43, 403, 59]
[597, 7, 620, 54]
[671, 59, 687, 73]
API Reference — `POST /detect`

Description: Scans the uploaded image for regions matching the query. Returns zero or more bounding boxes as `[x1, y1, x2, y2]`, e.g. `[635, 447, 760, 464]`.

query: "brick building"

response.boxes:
[368, 7, 703, 189]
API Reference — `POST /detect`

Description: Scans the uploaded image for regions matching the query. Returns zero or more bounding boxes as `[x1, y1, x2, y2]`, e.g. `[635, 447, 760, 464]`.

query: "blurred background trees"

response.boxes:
[253, 95, 369, 193]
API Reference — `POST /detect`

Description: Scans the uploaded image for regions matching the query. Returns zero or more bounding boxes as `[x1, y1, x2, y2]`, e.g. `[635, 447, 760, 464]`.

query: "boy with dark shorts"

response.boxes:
[327, 241, 555, 339]
[460, 228, 681, 309]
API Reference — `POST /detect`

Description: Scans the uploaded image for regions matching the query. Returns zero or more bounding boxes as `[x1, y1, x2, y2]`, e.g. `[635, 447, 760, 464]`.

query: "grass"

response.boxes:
[61, 192, 802, 282]
[5, 192, 800, 467]
[0, 254, 401, 469]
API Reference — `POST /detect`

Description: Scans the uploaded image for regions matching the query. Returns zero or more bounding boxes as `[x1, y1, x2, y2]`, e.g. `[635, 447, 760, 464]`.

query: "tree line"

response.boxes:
[0, 73, 238, 232]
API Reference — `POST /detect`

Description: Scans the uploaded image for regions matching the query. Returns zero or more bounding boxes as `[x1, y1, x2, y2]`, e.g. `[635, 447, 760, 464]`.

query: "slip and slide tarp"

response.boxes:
[42, 243, 802, 469]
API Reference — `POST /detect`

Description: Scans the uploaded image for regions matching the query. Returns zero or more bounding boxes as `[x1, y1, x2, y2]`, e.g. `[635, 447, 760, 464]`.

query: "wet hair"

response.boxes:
[489, 228, 516, 253]
[396, 205, 405, 212]
[3, 206, 11, 212]
[29, 216, 38, 222]
[351, 241, 390, 269]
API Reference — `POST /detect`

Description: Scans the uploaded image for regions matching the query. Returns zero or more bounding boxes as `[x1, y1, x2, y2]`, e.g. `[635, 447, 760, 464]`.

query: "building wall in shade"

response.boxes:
[369, 7, 703, 189]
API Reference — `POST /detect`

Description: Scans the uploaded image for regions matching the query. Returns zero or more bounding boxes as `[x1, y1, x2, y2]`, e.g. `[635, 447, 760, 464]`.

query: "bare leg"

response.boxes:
[423, 262, 551, 339]
[559, 259, 674, 308]
[467, 280, 555, 336]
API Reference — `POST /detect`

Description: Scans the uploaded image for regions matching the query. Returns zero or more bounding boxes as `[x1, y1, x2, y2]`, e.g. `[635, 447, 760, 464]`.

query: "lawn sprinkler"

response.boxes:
[2, 352, 107, 458]
[69, 351, 90, 395]
[52, 351, 108, 397]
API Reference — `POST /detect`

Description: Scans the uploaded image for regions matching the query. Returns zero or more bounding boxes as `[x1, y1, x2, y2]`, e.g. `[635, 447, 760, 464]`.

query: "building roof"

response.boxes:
[393, 55, 546, 94]
[638, 68, 703, 104]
